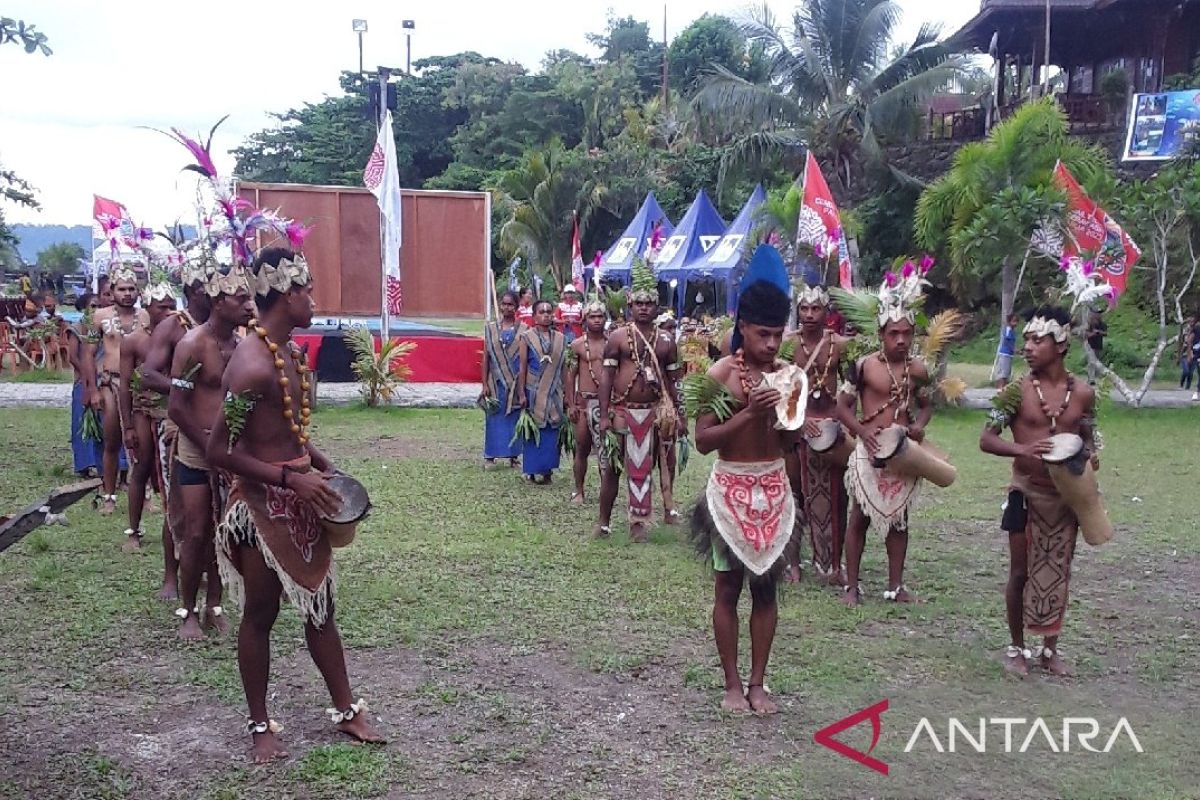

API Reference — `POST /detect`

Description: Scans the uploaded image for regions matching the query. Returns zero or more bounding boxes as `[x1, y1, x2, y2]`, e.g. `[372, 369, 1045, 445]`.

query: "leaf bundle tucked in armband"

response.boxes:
[777, 337, 796, 364]
[223, 390, 260, 454]
[987, 381, 1023, 432]
[682, 372, 740, 422]
[564, 346, 579, 371]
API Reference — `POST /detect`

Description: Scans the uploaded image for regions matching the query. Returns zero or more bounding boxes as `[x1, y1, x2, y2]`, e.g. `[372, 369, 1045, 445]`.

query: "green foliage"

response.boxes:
[915, 98, 1112, 310]
[511, 408, 540, 446]
[345, 327, 415, 408]
[0, 17, 51, 56]
[667, 15, 756, 97]
[691, 0, 966, 192]
[222, 390, 259, 454]
[682, 371, 739, 421]
[35, 241, 84, 277]
[80, 407, 102, 442]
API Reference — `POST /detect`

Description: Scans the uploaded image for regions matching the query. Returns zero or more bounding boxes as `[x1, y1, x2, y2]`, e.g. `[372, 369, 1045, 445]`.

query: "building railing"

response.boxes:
[926, 94, 1120, 140]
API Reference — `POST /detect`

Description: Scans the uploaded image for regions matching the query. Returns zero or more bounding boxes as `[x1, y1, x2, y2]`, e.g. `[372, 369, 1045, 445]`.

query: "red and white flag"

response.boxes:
[797, 152, 853, 288]
[92, 194, 132, 239]
[570, 212, 584, 289]
[364, 111, 403, 314]
[1036, 161, 1139, 300]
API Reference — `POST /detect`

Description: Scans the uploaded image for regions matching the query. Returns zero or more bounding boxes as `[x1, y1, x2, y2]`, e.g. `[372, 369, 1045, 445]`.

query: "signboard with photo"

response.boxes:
[1122, 90, 1200, 161]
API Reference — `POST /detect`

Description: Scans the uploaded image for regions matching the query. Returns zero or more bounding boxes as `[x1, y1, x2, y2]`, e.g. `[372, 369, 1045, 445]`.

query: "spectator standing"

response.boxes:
[1086, 313, 1107, 386]
[1180, 316, 1196, 392]
[554, 284, 584, 342]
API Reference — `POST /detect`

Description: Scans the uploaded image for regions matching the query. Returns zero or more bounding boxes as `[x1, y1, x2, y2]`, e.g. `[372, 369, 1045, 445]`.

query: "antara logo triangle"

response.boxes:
[813, 699, 890, 775]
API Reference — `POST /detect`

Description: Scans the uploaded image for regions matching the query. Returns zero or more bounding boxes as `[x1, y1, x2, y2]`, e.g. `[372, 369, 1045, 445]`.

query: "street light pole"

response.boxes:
[352, 19, 368, 74]
[402, 20, 415, 75]
[1043, 0, 1052, 94]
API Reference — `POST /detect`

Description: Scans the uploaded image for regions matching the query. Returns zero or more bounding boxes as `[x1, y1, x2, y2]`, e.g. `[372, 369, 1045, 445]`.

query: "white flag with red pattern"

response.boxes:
[364, 111, 403, 313]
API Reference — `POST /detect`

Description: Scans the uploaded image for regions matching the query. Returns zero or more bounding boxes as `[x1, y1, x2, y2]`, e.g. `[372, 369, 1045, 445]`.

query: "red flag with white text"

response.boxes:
[797, 153, 853, 288]
[1052, 162, 1139, 298]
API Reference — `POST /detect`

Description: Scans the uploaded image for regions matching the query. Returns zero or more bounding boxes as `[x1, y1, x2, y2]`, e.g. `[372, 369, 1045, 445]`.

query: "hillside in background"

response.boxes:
[10, 224, 92, 264]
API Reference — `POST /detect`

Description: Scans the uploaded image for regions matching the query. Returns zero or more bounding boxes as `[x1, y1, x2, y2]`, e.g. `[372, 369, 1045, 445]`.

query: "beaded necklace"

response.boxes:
[735, 348, 782, 399]
[1030, 374, 1074, 433]
[582, 332, 604, 390]
[612, 323, 661, 405]
[798, 330, 835, 400]
[858, 352, 912, 425]
[253, 324, 312, 447]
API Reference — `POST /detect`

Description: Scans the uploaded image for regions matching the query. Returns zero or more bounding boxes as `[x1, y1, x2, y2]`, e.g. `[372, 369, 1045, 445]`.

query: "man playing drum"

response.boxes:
[834, 268, 936, 606]
[788, 281, 852, 585]
[980, 305, 1099, 678]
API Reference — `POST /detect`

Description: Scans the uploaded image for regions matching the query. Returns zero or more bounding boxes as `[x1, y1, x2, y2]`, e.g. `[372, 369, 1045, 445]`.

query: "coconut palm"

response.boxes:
[692, 0, 966, 191]
[496, 143, 605, 290]
[914, 98, 1112, 329]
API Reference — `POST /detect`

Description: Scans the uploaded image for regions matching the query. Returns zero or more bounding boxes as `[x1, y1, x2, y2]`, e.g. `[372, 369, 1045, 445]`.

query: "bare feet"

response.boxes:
[570, 490, 585, 506]
[1040, 650, 1073, 677]
[99, 497, 116, 516]
[509, 457, 519, 469]
[630, 522, 648, 543]
[122, 531, 142, 553]
[1002, 649, 1029, 678]
[177, 612, 204, 641]
[663, 509, 681, 526]
[840, 585, 862, 607]
[825, 569, 847, 588]
[784, 563, 801, 584]
[592, 523, 611, 539]
[746, 685, 778, 715]
[720, 685, 751, 713]
[157, 580, 179, 602]
[885, 586, 924, 604]
[337, 715, 386, 744]
[250, 731, 289, 764]
[204, 608, 231, 636]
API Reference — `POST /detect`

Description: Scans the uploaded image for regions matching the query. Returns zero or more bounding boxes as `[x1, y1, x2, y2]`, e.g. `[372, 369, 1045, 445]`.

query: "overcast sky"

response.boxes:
[2, 0, 977, 230]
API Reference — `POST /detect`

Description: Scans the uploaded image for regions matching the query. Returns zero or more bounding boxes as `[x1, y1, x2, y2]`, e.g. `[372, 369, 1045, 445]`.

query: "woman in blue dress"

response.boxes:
[517, 300, 567, 485]
[480, 290, 526, 468]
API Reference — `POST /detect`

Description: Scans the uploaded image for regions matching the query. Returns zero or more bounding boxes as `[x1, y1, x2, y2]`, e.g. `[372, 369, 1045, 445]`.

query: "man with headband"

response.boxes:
[565, 298, 611, 506]
[980, 305, 1099, 678]
[688, 245, 798, 714]
[168, 262, 255, 639]
[209, 247, 384, 762]
[787, 279, 851, 585]
[81, 263, 149, 518]
[117, 272, 178, 554]
[597, 262, 685, 541]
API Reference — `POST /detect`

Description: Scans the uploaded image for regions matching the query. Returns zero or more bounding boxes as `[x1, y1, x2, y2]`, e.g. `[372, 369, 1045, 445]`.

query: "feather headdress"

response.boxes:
[1058, 255, 1116, 311]
[830, 257, 932, 330]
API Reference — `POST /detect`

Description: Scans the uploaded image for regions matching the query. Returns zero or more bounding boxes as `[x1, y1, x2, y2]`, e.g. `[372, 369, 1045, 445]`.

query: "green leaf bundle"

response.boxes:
[223, 390, 260, 454]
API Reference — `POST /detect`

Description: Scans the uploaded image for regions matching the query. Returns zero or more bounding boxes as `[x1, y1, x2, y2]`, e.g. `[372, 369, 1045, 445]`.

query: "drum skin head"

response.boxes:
[874, 425, 908, 461]
[1042, 433, 1083, 465]
[325, 474, 371, 524]
[805, 418, 840, 452]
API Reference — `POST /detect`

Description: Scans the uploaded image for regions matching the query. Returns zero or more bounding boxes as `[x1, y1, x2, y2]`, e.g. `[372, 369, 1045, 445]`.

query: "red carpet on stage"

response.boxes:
[294, 333, 482, 383]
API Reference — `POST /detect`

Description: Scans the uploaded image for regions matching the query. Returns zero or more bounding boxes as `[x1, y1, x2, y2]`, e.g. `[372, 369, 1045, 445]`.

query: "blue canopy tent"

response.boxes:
[587, 192, 674, 288]
[673, 184, 766, 317]
[653, 190, 727, 314]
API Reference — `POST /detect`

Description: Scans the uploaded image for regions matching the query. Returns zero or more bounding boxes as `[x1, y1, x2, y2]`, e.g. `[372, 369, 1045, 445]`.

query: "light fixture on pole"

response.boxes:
[402, 20, 415, 75]
[352, 19, 368, 74]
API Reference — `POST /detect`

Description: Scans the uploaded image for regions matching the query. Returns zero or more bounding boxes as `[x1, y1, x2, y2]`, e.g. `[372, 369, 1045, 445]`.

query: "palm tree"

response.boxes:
[692, 0, 965, 192]
[496, 143, 605, 289]
[914, 98, 1111, 330]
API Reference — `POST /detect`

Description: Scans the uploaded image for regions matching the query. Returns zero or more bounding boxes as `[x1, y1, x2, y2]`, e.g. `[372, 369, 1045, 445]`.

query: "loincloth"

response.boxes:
[584, 398, 611, 471]
[175, 431, 209, 471]
[132, 389, 168, 420]
[845, 440, 921, 532]
[216, 455, 335, 627]
[690, 459, 795, 580]
[1010, 476, 1079, 638]
[798, 439, 847, 574]
[614, 404, 657, 521]
[156, 419, 177, 523]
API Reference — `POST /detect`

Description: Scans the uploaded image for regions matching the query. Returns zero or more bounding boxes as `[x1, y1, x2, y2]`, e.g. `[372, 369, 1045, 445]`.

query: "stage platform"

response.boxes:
[297, 318, 482, 384]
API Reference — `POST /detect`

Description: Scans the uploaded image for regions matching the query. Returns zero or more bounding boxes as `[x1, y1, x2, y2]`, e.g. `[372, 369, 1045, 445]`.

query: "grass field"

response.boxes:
[0, 405, 1198, 799]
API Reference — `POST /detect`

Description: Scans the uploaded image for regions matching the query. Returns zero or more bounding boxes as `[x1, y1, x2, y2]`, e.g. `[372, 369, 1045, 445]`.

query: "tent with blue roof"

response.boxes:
[653, 190, 727, 312]
[671, 184, 766, 315]
[587, 192, 674, 287]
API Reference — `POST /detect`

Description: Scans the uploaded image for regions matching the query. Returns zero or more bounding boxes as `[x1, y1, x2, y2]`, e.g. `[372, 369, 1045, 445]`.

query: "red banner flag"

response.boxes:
[92, 194, 131, 238]
[1052, 162, 1139, 298]
[797, 153, 853, 288]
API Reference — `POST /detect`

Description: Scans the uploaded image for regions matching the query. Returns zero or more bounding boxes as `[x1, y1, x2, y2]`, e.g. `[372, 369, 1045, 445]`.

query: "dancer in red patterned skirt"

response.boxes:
[688, 245, 798, 714]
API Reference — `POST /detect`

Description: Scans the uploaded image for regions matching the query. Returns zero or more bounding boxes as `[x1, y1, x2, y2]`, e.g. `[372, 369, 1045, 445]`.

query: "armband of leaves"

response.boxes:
[223, 390, 260, 454]
[987, 381, 1022, 432]
[682, 372, 740, 422]
[564, 346, 579, 371]
[777, 337, 796, 364]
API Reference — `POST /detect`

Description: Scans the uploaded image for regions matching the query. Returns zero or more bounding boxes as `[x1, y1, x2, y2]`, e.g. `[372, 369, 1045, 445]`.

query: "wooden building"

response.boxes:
[939, 0, 1200, 138]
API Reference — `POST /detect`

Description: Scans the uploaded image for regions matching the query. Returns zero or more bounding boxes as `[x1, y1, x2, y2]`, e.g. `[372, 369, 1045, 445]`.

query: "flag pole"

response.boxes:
[377, 68, 391, 348]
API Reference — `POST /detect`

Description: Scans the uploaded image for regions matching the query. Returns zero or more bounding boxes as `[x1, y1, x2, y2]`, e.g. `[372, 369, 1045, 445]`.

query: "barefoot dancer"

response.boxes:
[117, 274, 178, 552]
[210, 247, 383, 762]
[140, 259, 214, 601]
[596, 262, 685, 541]
[834, 269, 935, 606]
[788, 281, 851, 585]
[168, 265, 255, 639]
[517, 300, 568, 485]
[80, 264, 148, 517]
[688, 245, 797, 714]
[565, 300, 610, 504]
[980, 305, 1099, 678]
[480, 290, 525, 469]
